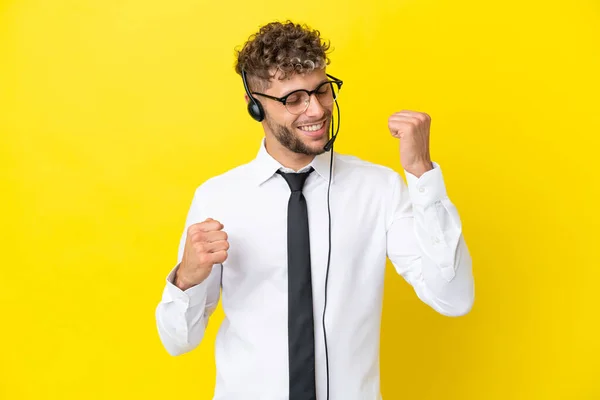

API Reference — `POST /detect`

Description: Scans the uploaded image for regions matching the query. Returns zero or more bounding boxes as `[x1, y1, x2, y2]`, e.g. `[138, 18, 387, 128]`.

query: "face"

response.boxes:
[260, 70, 333, 156]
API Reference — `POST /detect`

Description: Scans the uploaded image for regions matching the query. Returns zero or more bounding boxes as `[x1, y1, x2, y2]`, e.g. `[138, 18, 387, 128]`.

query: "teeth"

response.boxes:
[298, 122, 324, 132]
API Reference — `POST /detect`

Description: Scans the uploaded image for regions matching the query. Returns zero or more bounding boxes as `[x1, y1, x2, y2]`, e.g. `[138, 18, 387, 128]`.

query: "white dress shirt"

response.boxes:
[155, 138, 474, 400]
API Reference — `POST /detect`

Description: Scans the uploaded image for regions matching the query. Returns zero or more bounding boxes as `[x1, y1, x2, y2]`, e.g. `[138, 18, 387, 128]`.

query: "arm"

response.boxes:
[155, 263, 222, 356]
[155, 188, 225, 356]
[386, 163, 474, 316]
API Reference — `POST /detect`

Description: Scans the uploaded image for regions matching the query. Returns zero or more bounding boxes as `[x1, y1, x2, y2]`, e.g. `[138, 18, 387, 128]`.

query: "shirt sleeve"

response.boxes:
[385, 162, 475, 316]
[155, 187, 223, 356]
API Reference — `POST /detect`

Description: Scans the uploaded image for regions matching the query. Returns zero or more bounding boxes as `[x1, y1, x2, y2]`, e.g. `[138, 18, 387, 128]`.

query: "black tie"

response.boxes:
[277, 167, 317, 400]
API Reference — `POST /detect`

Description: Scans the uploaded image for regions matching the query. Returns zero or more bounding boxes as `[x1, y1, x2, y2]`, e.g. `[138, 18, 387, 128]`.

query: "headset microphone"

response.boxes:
[320, 95, 340, 400]
[323, 134, 337, 152]
[323, 98, 340, 152]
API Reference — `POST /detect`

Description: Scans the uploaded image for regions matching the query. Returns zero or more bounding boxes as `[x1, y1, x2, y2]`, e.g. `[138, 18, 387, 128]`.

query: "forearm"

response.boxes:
[155, 264, 220, 355]
[387, 163, 475, 316]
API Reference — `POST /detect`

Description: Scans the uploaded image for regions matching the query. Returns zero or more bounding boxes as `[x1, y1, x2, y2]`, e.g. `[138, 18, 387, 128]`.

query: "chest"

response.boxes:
[205, 180, 387, 293]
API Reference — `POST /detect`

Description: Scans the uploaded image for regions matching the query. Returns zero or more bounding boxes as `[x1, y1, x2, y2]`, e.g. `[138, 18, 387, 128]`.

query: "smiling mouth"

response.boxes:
[297, 121, 325, 132]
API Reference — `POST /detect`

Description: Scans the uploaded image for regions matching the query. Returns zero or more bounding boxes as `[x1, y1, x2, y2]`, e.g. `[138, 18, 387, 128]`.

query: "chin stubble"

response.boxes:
[267, 116, 330, 156]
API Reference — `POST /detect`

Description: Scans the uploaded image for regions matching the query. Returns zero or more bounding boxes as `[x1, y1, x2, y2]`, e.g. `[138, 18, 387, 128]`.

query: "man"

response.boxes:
[155, 20, 474, 400]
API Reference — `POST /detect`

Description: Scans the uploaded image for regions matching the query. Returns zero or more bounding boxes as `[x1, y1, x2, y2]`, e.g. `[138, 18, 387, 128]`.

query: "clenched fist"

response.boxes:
[388, 110, 434, 178]
[175, 218, 229, 291]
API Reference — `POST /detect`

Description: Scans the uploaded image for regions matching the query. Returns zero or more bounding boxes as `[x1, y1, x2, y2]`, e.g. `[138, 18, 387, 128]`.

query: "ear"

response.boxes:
[244, 94, 250, 103]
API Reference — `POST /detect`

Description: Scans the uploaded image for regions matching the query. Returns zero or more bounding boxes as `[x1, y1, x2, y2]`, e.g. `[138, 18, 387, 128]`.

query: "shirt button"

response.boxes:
[419, 187, 426, 193]
[433, 236, 440, 244]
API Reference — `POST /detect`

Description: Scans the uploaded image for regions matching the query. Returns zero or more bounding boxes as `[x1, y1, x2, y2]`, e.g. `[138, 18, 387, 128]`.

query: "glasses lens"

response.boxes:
[316, 82, 339, 107]
[284, 91, 309, 115]
[285, 81, 340, 115]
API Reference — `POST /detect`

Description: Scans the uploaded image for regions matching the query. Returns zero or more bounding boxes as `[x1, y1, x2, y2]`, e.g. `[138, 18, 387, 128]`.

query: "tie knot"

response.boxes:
[277, 167, 314, 192]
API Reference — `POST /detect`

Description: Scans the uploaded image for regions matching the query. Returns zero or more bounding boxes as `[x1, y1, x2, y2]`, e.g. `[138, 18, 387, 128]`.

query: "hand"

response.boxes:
[388, 110, 434, 177]
[175, 218, 229, 291]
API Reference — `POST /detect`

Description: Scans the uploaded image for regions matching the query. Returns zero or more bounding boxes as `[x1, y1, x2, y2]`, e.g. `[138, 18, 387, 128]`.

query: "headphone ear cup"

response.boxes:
[247, 98, 264, 122]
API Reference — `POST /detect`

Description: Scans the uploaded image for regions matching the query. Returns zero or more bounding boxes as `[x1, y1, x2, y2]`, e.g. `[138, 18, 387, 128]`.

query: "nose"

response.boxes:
[304, 93, 325, 118]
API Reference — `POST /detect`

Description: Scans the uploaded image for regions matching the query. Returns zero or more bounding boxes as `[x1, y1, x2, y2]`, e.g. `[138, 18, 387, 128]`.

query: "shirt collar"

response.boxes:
[251, 138, 336, 186]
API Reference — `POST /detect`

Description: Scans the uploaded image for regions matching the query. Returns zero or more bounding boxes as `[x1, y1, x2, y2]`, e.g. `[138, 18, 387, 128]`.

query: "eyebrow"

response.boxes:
[279, 78, 330, 98]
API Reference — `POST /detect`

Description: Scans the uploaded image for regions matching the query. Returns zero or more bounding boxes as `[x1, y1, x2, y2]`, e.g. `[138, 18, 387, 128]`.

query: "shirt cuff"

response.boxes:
[164, 264, 209, 308]
[404, 162, 448, 207]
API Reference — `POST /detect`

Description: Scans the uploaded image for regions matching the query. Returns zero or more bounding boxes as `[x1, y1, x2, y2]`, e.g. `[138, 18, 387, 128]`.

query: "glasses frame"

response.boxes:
[251, 74, 343, 115]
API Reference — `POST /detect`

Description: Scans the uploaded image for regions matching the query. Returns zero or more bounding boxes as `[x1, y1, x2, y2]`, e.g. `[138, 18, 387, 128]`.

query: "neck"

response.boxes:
[264, 135, 315, 171]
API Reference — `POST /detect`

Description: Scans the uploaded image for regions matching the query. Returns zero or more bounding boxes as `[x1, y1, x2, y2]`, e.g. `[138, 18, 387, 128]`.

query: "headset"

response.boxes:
[242, 69, 340, 400]
[242, 70, 266, 122]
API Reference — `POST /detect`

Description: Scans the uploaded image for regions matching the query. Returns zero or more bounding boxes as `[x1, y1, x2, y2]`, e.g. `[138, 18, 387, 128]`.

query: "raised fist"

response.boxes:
[175, 218, 229, 291]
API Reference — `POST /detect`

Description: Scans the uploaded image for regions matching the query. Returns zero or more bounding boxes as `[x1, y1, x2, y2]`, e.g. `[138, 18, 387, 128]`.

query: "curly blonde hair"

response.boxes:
[234, 20, 332, 91]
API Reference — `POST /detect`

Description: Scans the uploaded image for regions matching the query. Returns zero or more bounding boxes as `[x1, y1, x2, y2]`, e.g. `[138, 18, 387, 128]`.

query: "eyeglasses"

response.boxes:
[251, 74, 343, 115]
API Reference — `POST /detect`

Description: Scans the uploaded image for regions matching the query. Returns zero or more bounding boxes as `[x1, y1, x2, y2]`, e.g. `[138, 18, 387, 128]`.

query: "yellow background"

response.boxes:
[1, 0, 599, 398]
